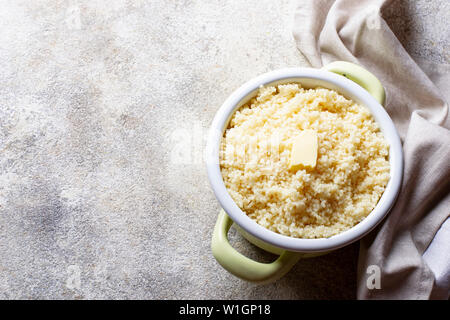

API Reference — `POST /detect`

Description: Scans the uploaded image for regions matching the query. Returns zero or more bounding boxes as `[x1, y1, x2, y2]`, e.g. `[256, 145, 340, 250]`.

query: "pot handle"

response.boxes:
[323, 61, 386, 106]
[211, 210, 301, 283]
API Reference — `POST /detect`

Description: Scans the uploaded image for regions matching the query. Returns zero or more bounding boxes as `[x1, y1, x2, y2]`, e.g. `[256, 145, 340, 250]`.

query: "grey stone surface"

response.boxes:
[0, 0, 447, 299]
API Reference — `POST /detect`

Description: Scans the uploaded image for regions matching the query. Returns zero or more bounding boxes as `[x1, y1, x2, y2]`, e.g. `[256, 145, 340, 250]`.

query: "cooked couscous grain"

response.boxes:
[220, 84, 390, 238]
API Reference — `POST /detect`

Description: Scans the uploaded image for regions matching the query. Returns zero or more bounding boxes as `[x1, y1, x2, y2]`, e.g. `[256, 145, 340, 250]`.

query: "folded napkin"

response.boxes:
[292, 0, 450, 299]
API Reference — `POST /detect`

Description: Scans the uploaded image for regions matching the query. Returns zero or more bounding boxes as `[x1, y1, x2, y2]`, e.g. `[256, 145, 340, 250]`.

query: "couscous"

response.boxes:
[220, 84, 390, 239]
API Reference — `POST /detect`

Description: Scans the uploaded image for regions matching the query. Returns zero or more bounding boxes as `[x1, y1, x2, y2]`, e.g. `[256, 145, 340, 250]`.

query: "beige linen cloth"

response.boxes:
[293, 0, 450, 299]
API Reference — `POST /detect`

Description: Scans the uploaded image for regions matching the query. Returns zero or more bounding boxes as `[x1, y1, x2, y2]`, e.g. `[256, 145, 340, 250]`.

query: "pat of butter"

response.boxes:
[290, 130, 318, 170]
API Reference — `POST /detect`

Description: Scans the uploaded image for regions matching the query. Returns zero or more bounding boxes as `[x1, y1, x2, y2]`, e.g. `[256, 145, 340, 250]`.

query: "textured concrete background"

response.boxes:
[0, 0, 448, 299]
